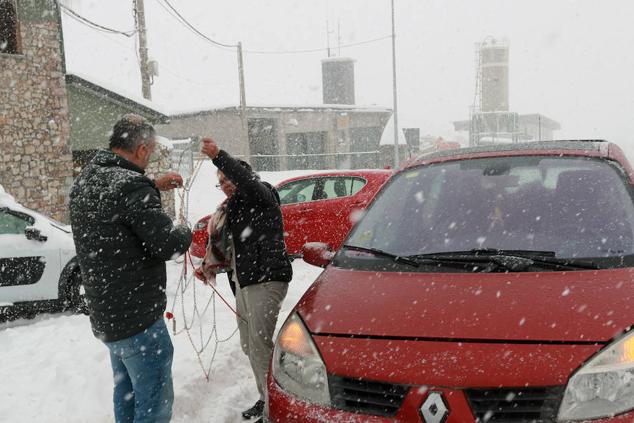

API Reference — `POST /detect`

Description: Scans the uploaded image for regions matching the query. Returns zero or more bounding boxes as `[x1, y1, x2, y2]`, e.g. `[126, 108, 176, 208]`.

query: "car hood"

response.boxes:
[297, 266, 634, 343]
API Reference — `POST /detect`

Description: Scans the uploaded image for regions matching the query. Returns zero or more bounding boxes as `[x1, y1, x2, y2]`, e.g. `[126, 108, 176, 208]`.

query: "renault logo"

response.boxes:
[420, 391, 449, 423]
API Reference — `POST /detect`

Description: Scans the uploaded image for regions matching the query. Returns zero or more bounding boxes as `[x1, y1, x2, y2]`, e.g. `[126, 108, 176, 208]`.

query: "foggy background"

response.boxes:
[62, 0, 634, 146]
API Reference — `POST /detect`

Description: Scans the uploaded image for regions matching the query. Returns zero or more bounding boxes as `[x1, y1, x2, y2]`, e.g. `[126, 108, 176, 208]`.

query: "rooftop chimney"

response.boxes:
[321, 57, 355, 105]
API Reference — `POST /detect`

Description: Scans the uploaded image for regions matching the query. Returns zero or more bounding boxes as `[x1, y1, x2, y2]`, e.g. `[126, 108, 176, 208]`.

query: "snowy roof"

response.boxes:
[65, 73, 169, 123]
[321, 57, 356, 63]
[169, 103, 392, 119]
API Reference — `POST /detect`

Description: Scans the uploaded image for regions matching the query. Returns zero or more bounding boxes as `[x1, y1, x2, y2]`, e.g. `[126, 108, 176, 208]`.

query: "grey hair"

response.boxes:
[108, 114, 155, 152]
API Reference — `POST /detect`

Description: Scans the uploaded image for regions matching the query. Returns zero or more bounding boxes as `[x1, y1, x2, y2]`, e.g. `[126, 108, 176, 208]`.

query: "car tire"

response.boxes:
[61, 270, 88, 315]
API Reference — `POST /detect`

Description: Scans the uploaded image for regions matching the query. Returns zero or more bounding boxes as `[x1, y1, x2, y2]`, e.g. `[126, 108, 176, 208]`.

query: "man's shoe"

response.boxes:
[242, 400, 264, 419]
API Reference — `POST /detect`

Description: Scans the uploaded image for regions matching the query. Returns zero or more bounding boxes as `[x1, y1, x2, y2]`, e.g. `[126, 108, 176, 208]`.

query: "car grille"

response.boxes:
[465, 386, 564, 422]
[329, 375, 410, 417]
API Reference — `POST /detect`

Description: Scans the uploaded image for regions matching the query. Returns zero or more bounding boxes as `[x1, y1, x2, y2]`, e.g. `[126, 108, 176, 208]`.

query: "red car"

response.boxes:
[190, 169, 393, 258]
[266, 140, 634, 422]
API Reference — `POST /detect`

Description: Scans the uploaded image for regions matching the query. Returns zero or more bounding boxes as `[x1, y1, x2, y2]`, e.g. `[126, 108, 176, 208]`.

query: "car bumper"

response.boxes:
[267, 375, 404, 422]
[267, 372, 634, 423]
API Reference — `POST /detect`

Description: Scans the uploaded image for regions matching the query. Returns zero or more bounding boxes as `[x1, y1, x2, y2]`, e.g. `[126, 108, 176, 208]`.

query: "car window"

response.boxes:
[350, 178, 367, 195]
[0, 209, 33, 235]
[321, 177, 367, 200]
[348, 156, 634, 261]
[322, 177, 349, 199]
[278, 179, 317, 205]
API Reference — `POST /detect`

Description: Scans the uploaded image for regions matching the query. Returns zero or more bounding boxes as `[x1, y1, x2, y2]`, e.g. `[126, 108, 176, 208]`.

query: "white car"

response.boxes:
[0, 187, 84, 320]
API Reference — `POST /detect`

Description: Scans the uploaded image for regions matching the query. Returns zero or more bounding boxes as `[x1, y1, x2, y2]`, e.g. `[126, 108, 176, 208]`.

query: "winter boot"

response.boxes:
[242, 400, 264, 419]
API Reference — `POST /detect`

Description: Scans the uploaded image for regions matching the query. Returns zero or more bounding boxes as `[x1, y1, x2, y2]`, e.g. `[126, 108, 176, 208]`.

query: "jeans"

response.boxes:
[104, 318, 174, 423]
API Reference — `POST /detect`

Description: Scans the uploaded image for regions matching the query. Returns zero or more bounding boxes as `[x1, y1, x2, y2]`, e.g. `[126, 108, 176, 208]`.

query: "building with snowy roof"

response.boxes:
[157, 103, 392, 171]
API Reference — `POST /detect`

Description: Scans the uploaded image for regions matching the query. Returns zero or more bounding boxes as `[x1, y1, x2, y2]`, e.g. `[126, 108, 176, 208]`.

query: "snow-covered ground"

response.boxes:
[0, 161, 323, 423]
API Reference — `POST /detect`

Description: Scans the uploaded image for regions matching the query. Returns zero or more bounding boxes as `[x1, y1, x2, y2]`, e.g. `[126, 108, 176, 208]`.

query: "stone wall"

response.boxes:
[0, 6, 73, 222]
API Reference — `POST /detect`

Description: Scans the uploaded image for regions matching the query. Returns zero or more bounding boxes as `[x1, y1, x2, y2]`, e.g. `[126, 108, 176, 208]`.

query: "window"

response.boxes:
[0, 0, 19, 55]
[0, 208, 33, 235]
[321, 177, 367, 200]
[349, 156, 634, 261]
[286, 132, 327, 170]
[278, 179, 318, 205]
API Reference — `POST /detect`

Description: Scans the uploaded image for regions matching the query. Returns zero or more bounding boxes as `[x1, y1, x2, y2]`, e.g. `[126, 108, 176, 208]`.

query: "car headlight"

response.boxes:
[558, 330, 634, 421]
[271, 313, 330, 405]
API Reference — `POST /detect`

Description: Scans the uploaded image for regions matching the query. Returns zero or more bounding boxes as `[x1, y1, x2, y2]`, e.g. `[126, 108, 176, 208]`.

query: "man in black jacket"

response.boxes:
[69, 114, 192, 423]
[201, 138, 292, 422]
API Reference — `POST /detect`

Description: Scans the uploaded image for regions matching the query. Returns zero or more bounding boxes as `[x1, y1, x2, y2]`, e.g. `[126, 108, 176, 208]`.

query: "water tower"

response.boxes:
[453, 37, 561, 145]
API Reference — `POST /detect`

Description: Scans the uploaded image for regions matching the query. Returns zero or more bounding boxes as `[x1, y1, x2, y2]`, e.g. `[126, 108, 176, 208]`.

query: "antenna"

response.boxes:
[337, 19, 342, 56]
[326, 20, 334, 57]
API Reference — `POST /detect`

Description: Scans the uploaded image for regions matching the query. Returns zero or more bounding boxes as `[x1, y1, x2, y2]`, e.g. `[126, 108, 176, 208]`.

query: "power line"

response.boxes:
[59, 3, 137, 37]
[155, 0, 390, 55]
[244, 35, 392, 55]
[157, 0, 238, 49]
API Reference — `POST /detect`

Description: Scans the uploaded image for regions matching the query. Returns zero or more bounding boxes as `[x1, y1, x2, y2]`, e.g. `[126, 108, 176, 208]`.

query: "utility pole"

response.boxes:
[237, 42, 248, 147]
[237, 42, 247, 128]
[391, 0, 399, 167]
[134, 0, 151, 100]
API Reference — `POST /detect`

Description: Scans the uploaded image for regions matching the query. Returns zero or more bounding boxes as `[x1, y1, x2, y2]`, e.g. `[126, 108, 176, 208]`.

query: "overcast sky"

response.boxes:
[61, 0, 634, 147]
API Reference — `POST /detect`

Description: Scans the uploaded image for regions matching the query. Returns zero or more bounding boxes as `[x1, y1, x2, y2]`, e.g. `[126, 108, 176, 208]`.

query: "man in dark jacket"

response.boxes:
[201, 138, 292, 422]
[69, 114, 192, 423]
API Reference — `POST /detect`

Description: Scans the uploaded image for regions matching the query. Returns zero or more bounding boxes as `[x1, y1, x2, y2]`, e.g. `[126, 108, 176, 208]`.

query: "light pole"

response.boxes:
[390, 0, 399, 167]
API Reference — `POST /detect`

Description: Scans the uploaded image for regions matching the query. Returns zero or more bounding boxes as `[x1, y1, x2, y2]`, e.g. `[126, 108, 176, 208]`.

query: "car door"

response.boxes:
[277, 178, 319, 256]
[311, 177, 369, 250]
[0, 207, 60, 303]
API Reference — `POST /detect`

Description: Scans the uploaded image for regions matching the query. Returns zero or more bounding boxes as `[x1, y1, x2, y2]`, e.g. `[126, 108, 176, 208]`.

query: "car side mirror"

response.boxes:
[25, 227, 48, 242]
[302, 242, 335, 268]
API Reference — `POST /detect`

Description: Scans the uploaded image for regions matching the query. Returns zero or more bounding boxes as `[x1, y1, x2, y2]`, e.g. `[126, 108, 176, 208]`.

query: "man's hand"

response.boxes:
[154, 172, 184, 191]
[201, 137, 220, 160]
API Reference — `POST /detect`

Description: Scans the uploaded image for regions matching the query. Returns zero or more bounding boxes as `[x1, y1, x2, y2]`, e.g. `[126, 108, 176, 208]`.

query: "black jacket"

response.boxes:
[213, 150, 292, 288]
[69, 149, 191, 342]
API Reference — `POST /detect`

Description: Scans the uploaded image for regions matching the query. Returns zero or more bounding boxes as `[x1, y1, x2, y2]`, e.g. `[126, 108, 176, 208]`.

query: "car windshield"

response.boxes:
[347, 156, 634, 262]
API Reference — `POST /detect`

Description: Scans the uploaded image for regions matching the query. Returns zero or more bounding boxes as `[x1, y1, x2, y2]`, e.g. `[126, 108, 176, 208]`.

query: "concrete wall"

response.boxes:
[0, 0, 73, 222]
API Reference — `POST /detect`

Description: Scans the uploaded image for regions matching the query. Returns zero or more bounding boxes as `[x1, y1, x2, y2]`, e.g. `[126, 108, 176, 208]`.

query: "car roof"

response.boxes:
[405, 140, 614, 168]
[277, 168, 393, 185]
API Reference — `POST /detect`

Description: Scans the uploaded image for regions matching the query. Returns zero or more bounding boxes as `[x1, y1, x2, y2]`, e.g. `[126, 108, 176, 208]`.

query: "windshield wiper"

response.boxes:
[402, 249, 533, 271]
[341, 244, 419, 267]
[410, 248, 602, 270]
[419, 248, 556, 258]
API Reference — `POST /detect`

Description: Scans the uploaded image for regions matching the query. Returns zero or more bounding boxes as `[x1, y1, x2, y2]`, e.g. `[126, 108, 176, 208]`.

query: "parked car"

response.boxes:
[0, 188, 84, 320]
[190, 169, 393, 258]
[266, 140, 634, 422]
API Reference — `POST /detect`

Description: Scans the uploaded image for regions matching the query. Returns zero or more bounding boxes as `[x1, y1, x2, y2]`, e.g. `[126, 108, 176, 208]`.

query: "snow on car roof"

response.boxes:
[0, 184, 19, 208]
[409, 140, 609, 167]
[0, 184, 72, 234]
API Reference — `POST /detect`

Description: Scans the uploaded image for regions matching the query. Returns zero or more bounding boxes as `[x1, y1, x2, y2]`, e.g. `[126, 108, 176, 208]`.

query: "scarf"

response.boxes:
[195, 200, 231, 285]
